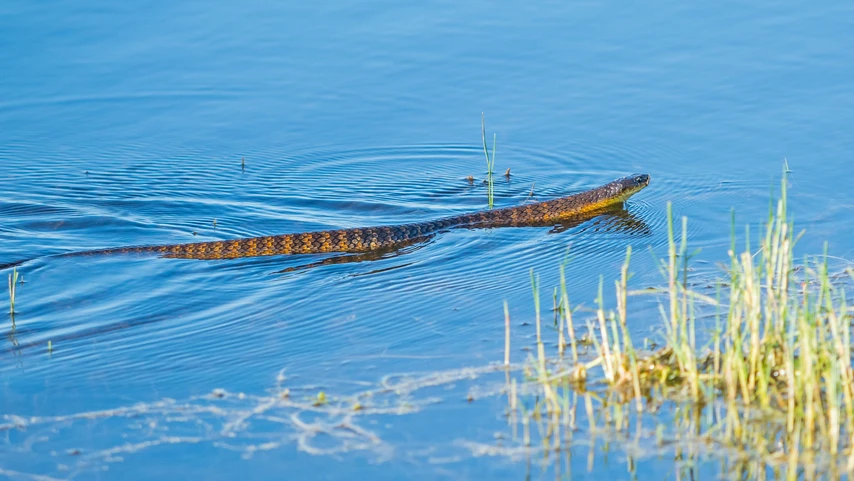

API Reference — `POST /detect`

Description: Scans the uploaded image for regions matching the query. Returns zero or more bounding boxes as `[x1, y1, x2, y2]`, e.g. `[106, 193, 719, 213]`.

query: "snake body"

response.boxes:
[68, 174, 650, 260]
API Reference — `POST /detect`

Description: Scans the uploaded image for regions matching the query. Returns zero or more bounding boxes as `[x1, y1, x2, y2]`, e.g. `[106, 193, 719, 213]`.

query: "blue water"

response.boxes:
[2, 1, 853, 479]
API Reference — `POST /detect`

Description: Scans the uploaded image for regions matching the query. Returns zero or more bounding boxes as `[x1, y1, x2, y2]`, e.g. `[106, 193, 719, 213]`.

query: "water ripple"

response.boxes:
[0, 142, 758, 389]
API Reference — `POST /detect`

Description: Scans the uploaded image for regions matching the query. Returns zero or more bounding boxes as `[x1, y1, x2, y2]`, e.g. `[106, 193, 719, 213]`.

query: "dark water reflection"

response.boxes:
[2, 0, 854, 479]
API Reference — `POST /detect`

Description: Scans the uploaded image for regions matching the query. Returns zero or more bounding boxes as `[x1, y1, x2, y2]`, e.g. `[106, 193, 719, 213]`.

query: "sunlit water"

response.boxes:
[1, 0, 853, 479]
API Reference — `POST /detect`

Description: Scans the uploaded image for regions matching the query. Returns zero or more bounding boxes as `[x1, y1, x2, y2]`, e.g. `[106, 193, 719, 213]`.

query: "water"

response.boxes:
[1, 1, 853, 479]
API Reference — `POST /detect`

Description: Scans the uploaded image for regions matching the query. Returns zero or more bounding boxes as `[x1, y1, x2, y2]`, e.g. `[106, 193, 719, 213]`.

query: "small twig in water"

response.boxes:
[523, 183, 536, 204]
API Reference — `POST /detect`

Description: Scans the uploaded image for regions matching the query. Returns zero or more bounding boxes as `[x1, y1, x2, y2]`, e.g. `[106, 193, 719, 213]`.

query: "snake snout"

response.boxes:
[632, 174, 650, 186]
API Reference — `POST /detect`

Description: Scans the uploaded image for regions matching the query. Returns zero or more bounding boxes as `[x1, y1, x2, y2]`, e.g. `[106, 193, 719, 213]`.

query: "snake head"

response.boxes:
[605, 173, 650, 203]
[626, 173, 650, 188]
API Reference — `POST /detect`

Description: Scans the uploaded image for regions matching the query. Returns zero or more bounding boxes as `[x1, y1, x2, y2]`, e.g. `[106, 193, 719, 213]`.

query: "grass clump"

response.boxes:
[505, 175, 854, 478]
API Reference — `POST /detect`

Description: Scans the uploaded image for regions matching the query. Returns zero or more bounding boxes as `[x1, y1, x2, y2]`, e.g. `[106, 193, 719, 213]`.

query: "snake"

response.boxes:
[56, 173, 650, 261]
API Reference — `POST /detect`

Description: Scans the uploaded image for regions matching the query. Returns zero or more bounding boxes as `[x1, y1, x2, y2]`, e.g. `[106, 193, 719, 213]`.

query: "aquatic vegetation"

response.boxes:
[504, 175, 854, 478]
[481, 113, 497, 209]
[0, 363, 509, 475]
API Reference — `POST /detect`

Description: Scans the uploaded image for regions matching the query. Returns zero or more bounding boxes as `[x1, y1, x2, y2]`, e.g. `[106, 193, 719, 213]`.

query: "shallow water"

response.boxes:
[2, 0, 853, 479]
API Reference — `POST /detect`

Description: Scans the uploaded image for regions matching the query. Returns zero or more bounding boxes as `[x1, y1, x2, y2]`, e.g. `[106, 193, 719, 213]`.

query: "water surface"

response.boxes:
[1, 0, 853, 479]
